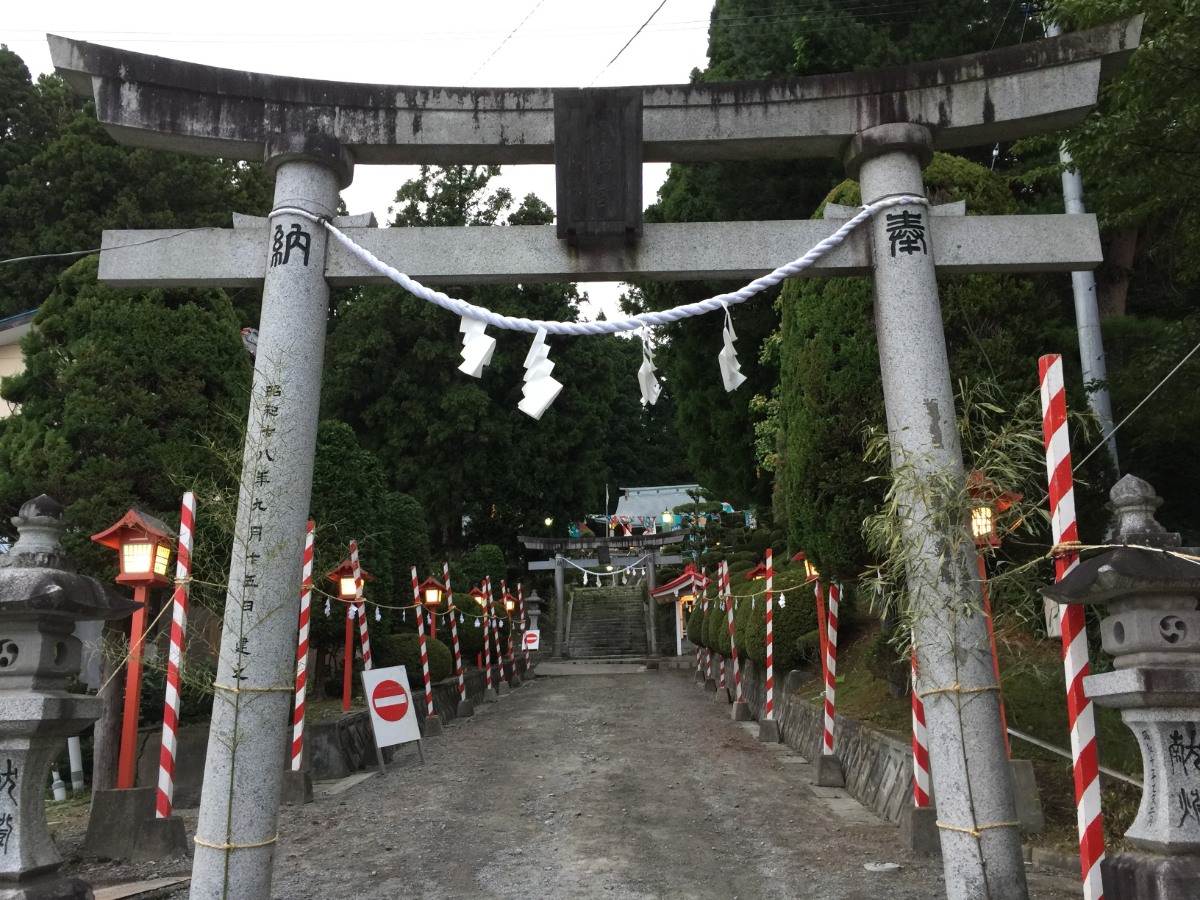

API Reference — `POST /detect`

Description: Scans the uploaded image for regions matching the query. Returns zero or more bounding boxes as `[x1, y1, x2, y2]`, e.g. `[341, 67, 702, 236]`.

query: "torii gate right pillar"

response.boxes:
[849, 123, 1027, 900]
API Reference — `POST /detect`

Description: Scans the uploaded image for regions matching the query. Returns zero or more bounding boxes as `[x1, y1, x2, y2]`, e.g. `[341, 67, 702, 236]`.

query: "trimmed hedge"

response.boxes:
[686, 603, 706, 646]
[374, 632, 453, 683]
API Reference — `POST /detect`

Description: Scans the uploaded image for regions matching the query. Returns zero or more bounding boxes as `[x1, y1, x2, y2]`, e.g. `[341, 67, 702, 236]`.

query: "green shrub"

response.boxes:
[374, 633, 453, 683]
[708, 598, 732, 656]
[446, 601, 488, 661]
[733, 593, 757, 661]
[686, 603, 705, 645]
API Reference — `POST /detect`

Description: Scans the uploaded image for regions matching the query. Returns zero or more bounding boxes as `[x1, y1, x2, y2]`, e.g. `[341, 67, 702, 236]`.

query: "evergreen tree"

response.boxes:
[322, 166, 690, 562]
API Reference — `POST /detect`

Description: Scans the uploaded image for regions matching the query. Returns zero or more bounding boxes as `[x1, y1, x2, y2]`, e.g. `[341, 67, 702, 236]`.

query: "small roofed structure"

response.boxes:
[649, 563, 712, 656]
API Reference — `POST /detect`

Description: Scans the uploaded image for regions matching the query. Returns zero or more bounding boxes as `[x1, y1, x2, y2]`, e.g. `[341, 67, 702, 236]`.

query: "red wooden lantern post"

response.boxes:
[967, 471, 1021, 758]
[326, 557, 374, 712]
[416, 575, 445, 639]
[91, 509, 175, 790]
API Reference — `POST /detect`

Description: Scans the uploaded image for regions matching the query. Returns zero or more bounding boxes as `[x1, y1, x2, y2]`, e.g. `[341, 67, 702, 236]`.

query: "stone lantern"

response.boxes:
[524, 590, 543, 635]
[0, 496, 140, 900]
[1041, 474, 1200, 899]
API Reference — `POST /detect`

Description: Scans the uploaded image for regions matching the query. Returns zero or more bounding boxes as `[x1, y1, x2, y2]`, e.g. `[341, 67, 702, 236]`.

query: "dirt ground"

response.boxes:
[53, 666, 1086, 899]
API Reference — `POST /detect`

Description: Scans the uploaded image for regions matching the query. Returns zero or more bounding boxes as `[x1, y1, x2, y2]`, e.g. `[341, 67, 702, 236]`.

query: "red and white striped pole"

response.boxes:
[290, 521, 315, 773]
[155, 491, 195, 819]
[353, 542, 372, 670]
[519, 582, 529, 669]
[1040, 354, 1105, 900]
[413, 566, 434, 719]
[445, 562, 465, 701]
[764, 549, 774, 721]
[822, 583, 840, 756]
[911, 649, 931, 807]
[724, 561, 743, 702]
[483, 578, 494, 694]
[703, 573, 712, 682]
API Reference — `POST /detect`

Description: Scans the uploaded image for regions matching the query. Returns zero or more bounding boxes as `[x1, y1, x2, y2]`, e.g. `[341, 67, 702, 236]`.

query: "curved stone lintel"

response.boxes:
[48, 18, 1141, 167]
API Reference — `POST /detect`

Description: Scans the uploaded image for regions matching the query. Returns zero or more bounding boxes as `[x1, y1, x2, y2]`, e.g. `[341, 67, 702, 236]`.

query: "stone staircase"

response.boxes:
[566, 585, 649, 659]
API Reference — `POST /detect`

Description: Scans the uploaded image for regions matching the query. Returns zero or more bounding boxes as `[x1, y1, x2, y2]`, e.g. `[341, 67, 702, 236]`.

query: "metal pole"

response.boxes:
[552, 554, 565, 658]
[1045, 22, 1119, 471]
[191, 143, 348, 900]
[851, 123, 1028, 900]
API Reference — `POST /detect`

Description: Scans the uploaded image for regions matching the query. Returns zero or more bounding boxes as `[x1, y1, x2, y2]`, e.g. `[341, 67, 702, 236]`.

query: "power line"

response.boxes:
[589, 0, 670, 87]
[0, 228, 207, 268]
[1074, 336, 1200, 471]
[466, 0, 548, 85]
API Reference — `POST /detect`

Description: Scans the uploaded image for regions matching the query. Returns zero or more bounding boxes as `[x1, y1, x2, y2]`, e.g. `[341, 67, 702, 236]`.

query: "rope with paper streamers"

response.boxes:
[269, 195, 926, 417]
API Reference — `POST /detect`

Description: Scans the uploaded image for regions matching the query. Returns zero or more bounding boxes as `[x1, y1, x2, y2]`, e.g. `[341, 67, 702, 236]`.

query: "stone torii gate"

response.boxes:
[519, 529, 688, 658]
[49, 19, 1140, 900]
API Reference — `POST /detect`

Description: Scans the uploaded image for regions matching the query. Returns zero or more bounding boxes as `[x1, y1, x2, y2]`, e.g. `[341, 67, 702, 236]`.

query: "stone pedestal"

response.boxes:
[815, 754, 845, 787]
[422, 716, 444, 738]
[1102, 852, 1200, 900]
[900, 804, 942, 856]
[1008, 760, 1044, 835]
[713, 687, 730, 704]
[730, 702, 751, 721]
[279, 770, 312, 806]
[693, 668, 704, 684]
[703, 678, 717, 694]
[758, 720, 780, 743]
[84, 787, 188, 860]
[456, 698, 475, 718]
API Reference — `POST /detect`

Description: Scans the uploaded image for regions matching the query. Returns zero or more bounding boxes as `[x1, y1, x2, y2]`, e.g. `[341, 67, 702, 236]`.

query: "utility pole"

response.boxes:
[1045, 20, 1120, 471]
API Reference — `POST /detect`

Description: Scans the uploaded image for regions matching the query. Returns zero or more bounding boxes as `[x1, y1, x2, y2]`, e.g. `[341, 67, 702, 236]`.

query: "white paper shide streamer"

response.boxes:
[518, 326, 563, 420]
[638, 337, 662, 407]
[459, 315, 496, 378]
[718, 306, 747, 392]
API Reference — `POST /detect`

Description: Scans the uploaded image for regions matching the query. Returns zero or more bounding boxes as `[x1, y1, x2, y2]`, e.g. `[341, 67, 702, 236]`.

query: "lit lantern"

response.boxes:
[662, 510, 675, 528]
[792, 551, 819, 583]
[325, 556, 375, 712]
[91, 508, 175, 588]
[91, 507, 177, 790]
[416, 576, 445, 608]
[468, 586, 487, 607]
[544, 517, 554, 527]
[502, 592, 517, 612]
[966, 471, 1022, 549]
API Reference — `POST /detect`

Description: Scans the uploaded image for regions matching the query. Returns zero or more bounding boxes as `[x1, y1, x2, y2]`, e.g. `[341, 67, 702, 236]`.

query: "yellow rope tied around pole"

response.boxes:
[194, 835, 278, 851]
[936, 820, 1020, 838]
[212, 683, 293, 694]
[918, 682, 1001, 700]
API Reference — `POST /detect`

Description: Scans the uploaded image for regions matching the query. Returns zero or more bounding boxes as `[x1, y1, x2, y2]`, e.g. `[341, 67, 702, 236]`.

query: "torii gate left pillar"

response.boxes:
[192, 136, 350, 900]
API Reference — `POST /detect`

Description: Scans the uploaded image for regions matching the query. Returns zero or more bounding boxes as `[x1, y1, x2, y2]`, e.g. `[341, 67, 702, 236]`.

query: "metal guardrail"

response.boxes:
[1007, 727, 1144, 789]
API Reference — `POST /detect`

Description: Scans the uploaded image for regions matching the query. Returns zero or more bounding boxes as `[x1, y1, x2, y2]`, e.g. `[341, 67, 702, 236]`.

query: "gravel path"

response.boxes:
[56, 666, 1084, 899]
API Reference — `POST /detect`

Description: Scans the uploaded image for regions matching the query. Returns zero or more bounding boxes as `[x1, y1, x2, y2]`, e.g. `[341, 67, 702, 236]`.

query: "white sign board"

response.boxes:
[523, 629, 541, 651]
[361, 665, 422, 749]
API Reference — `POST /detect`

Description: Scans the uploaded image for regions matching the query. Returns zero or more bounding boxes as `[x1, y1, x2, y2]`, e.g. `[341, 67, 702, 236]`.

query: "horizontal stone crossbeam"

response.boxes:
[98, 214, 1101, 288]
[49, 20, 1140, 167]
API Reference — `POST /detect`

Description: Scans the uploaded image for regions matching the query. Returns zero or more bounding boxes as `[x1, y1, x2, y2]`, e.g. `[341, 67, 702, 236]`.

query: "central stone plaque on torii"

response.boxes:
[48, 19, 1141, 900]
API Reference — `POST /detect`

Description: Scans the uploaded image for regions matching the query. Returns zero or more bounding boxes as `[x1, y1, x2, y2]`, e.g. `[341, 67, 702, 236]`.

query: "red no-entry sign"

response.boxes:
[371, 679, 410, 722]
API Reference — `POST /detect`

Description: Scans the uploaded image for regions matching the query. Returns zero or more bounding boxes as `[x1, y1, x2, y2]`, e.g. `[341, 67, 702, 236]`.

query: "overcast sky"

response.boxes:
[2, 0, 716, 320]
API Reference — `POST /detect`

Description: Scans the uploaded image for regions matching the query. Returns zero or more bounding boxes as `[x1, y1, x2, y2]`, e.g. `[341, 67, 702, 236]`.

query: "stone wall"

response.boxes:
[735, 658, 914, 825]
[135, 659, 533, 791]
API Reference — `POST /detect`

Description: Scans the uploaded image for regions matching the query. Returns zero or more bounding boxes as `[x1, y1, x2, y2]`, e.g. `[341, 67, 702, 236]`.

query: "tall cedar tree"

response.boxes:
[321, 165, 690, 566]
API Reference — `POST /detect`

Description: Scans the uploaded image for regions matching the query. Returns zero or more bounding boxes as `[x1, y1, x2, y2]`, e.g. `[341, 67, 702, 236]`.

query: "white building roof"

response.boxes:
[614, 484, 703, 519]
